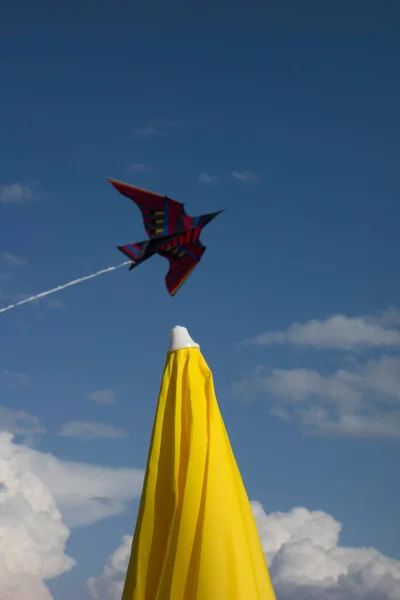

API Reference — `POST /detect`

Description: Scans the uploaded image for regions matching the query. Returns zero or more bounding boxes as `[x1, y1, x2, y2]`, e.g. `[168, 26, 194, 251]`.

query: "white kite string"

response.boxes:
[0, 260, 131, 314]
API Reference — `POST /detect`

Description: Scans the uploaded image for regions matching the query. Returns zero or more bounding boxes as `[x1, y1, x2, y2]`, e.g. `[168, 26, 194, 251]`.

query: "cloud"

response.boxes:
[248, 311, 400, 350]
[198, 172, 217, 184]
[231, 170, 259, 183]
[253, 503, 400, 600]
[0, 432, 74, 599]
[0, 370, 30, 388]
[131, 163, 151, 172]
[238, 309, 400, 438]
[0, 405, 45, 443]
[1, 252, 27, 267]
[86, 535, 132, 600]
[86, 389, 117, 405]
[0, 428, 144, 598]
[46, 299, 64, 308]
[134, 120, 179, 139]
[9, 433, 144, 528]
[87, 503, 400, 600]
[133, 126, 159, 138]
[58, 421, 127, 440]
[159, 119, 179, 127]
[234, 354, 400, 438]
[0, 183, 33, 204]
[373, 307, 400, 328]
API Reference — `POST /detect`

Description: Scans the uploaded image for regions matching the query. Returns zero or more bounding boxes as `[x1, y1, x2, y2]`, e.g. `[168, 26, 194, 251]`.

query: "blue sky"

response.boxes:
[1, 2, 400, 599]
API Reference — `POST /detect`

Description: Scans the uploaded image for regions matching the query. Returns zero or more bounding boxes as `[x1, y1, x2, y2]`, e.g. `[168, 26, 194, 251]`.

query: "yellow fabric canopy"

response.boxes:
[122, 327, 276, 599]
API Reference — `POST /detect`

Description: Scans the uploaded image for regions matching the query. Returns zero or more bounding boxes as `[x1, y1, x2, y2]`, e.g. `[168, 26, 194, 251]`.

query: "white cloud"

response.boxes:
[86, 535, 132, 600]
[46, 299, 64, 308]
[0, 405, 45, 443]
[253, 503, 400, 600]
[0, 574, 54, 600]
[131, 163, 151, 172]
[9, 433, 144, 529]
[0, 427, 144, 598]
[248, 311, 400, 350]
[234, 355, 400, 438]
[373, 308, 400, 328]
[134, 120, 179, 139]
[0, 183, 33, 204]
[238, 309, 400, 438]
[87, 503, 400, 600]
[0, 370, 30, 388]
[231, 170, 259, 183]
[58, 421, 127, 440]
[0, 432, 74, 599]
[86, 389, 117, 405]
[1, 252, 27, 267]
[198, 172, 217, 184]
[133, 126, 159, 138]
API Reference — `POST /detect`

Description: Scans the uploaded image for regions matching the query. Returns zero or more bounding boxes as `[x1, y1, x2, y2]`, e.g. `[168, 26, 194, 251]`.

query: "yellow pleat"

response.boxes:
[122, 347, 276, 600]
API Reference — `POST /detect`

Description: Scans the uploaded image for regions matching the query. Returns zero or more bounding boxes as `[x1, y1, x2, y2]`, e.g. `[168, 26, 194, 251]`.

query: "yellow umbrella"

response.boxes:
[122, 326, 276, 600]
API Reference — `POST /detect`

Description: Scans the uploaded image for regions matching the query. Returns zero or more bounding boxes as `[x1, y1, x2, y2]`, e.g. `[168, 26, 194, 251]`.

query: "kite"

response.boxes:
[108, 179, 224, 296]
[0, 179, 223, 315]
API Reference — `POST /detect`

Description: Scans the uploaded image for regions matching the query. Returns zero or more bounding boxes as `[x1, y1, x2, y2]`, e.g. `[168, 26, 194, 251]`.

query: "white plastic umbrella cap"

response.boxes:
[168, 325, 200, 353]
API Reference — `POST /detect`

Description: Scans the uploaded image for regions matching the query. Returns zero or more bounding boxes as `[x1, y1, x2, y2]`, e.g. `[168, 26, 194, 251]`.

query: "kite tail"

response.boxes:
[0, 261, 131, 314]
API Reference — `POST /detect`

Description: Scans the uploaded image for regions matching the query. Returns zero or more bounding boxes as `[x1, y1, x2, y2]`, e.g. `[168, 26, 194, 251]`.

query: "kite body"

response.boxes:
[108, 179, 223, 296]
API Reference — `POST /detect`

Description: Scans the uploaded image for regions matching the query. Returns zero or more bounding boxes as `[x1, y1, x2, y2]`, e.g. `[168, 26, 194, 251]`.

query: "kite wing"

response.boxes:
[108, 178, 193, 239]
[158, 240, 206, 296]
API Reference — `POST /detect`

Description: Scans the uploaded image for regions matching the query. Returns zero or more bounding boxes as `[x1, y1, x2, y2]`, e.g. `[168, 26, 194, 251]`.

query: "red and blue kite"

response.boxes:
[108, 179, 223, 296]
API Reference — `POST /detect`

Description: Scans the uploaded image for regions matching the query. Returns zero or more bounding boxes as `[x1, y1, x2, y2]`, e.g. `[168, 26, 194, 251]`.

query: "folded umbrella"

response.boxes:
[122, 325, 276, 599]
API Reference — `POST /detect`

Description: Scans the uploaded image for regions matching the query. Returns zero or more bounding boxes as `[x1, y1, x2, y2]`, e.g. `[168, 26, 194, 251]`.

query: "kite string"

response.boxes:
[0, 261, 131, 314]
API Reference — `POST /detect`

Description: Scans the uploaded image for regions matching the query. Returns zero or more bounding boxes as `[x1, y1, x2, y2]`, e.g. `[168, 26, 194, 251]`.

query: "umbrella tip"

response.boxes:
[168, 325, 200, 353]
